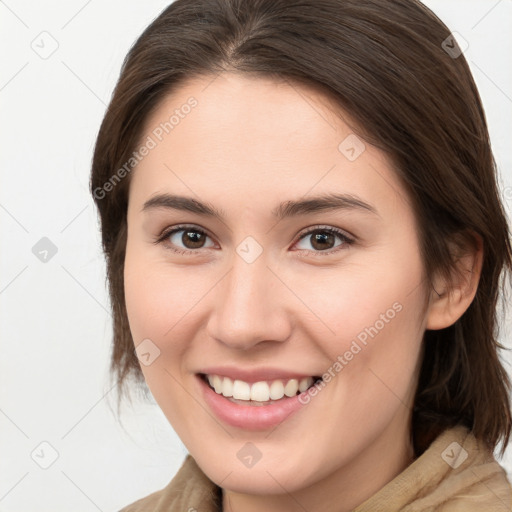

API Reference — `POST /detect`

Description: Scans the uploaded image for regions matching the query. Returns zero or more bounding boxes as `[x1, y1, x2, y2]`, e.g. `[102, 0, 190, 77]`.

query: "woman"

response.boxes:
[90, 0, 512, 510]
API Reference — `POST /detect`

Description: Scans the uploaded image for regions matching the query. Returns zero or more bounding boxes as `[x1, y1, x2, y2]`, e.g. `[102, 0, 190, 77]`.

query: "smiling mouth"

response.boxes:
[199, 373, 322, 406]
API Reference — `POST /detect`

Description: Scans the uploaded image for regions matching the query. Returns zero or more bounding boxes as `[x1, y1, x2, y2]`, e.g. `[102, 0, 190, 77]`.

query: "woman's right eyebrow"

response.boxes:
[141, 192, 380, 220]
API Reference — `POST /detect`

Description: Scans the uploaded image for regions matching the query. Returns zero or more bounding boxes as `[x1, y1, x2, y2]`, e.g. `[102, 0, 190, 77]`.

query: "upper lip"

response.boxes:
[198, 366, 320, 383]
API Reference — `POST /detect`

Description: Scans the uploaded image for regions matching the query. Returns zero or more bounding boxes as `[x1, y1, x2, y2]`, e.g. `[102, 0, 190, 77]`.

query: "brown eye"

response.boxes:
[156, 225, 216, 254]
[179, 229, 208, 249]
[294, 226, 353, 255]
[310, 231, 337, 251]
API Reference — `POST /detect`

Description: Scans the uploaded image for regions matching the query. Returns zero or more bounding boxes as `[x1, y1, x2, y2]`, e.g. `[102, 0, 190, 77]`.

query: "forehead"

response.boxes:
[142, 72, 355, 146]
[129, 72, 408, 216]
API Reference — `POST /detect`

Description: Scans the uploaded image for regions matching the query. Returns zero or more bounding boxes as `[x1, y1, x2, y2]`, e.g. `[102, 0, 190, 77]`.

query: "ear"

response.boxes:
[426, 232, 483, 330]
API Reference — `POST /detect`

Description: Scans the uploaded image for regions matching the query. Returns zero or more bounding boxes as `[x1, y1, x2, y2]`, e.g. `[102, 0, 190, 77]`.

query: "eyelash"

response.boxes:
[153, 224, 355, 257]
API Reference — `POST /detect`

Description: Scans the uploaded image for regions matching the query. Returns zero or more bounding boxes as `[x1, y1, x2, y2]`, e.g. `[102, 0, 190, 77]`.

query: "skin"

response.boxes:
[123, 72, 482, 512]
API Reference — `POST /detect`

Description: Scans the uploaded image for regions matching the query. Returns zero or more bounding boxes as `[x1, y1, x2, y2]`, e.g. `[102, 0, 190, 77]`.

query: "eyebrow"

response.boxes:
[141, 192, 378, 220]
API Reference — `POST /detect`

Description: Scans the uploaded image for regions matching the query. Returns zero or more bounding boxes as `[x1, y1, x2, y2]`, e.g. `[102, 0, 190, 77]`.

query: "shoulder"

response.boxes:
[406, 426, 512, 511]
[355, 425, 512, 511]
[118, 455, 220, 512]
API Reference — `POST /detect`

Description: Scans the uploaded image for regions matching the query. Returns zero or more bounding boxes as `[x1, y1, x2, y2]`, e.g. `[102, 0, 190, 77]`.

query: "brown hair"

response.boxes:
[90, 0, 512, 456]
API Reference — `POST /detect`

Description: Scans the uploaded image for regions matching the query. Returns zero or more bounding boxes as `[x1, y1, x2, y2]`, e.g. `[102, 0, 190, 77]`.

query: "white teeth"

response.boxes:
[299, 377, 311, 392]
[205, 374, 315, 402]
[233, 380, 251, 400]
[222, 377, 233, 397]
[250, 381, 270, 401]
[284, 378, 299, 397]
[212, 375, 223, 394]
[269, 380, 285, 400]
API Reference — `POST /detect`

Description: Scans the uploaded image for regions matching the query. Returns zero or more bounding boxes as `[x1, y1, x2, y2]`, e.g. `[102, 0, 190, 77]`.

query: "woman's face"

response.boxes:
[124, 73, 429, 500]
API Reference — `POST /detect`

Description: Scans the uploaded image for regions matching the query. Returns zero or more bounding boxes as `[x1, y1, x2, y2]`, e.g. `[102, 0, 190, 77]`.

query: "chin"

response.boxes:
[191, 447, 321, 496]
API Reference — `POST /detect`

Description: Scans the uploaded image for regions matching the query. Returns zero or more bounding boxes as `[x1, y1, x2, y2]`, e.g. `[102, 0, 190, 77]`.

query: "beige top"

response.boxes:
[119, 426, 512, 511]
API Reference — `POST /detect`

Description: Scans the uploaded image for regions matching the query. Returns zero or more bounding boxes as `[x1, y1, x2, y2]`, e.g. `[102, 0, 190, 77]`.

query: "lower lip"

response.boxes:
[197, 375, 310, 430]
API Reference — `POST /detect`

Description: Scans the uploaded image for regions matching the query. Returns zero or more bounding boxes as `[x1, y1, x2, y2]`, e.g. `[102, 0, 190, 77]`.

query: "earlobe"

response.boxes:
[426, 233, 483, 331]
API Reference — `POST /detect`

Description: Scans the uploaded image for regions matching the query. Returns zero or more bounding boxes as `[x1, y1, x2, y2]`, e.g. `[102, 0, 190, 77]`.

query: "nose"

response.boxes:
[206, 251, 292, 351]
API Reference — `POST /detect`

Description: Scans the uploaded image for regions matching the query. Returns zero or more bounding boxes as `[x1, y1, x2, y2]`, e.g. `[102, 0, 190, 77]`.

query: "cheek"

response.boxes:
[123, 247, 199, 423]
[294, 252, 424, 356]
[123, 245, 221, 418]
[304, 241, 426, 403]
[124, 242, 206, 346]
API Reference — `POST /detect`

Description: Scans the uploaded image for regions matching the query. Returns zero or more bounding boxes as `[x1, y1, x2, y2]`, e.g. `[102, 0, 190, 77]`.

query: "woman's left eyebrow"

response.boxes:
[274, 193, 379, 218]
[141, 192, 379, 220]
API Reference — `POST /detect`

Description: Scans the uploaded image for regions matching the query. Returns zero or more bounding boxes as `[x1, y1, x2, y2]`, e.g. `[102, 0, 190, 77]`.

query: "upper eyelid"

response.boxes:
[160, 224, 213, 242]
[296, 224, 354, 240]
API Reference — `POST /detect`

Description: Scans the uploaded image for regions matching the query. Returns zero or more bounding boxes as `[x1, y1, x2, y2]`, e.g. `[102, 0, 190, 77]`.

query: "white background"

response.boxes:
[1, 1, 511, 510]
